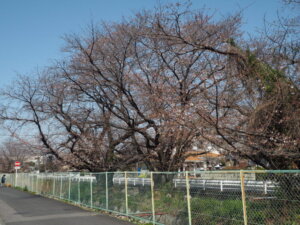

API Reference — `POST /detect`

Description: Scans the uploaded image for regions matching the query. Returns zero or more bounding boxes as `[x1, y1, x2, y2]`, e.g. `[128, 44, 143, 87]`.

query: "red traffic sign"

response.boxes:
[15, 161, 21, 167]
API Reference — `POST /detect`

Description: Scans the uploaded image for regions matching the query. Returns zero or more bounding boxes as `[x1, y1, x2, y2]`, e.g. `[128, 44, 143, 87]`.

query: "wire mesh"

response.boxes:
[2, 170, 300, 225]
[188, 171, 244, 225]
[152, 172, 189, 225]
[244, 171, 300, 225]
[92, 173, 107, 209]
[126, 172, 153, 220]
[108, 172, 126, 214]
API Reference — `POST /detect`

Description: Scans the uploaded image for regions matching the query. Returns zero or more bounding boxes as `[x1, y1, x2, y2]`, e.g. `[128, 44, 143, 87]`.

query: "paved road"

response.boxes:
[0, 187, 133, 225]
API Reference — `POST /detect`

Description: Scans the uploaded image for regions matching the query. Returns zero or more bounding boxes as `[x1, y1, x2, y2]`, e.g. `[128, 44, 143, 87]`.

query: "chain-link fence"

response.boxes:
[1, 170, 299, 225]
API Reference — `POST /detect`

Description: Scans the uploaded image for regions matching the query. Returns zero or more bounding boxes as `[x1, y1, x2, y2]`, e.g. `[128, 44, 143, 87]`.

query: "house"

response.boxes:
[183, 151, 225, 171]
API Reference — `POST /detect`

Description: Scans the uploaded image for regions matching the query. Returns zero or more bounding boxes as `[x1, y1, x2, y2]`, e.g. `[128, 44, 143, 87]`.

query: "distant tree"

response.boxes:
[0, 138, 32, 172]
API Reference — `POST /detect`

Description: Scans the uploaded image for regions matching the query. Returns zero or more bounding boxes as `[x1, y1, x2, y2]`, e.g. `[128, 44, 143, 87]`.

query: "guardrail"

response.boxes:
[112, 177, 278, 194]
[31, 174, 97, 182]
[113, 177, 151, 186]
[174, 179, 278, 194]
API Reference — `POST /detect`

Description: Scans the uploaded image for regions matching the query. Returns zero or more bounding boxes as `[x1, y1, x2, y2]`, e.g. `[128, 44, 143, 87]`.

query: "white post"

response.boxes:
[264, 181, 267, 195]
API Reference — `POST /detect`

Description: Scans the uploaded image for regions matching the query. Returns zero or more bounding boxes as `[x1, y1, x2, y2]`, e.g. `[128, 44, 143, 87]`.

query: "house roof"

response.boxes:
[185, 151, 221, 162]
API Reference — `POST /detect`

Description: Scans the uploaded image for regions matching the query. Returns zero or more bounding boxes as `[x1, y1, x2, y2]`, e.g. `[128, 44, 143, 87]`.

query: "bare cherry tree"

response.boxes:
[1, 2, 298, 171]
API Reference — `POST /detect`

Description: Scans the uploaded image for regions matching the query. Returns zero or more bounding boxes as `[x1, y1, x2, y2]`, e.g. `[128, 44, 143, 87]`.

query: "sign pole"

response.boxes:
[14, 161, 21, 187]
[15, 168, 18, 187]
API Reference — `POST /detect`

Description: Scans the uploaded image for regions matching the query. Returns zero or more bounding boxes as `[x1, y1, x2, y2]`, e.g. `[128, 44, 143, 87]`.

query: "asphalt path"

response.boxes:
[0, 187, 133, 225]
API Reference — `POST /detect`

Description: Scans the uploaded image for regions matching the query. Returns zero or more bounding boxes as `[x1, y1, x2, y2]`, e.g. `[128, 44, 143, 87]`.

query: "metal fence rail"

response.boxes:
[1, 170, 299, 225]
[173, 179, 278, 194]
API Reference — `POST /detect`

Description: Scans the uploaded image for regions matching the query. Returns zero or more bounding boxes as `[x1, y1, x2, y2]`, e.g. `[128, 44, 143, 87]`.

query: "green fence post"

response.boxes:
[31, 175, 33, 192]
[36, 175, 39, 194]
[40, 174, 42, 194]
[43, 174, 46, 195]
[125, 172, 128, 215]
[60, 175, 63, 199]
[185, 171, 192, 225]
[106, 172, 108, 210]
[68, 174, 71, 201]
[53, 175, 56, 196]
[33, 175, 35, 192]
[150, 172, 156, 225]
[45, 175, 47, 195]
[29, 175, 31, 191]
[240, 170, 248, 225]
[90, 173, 93, 208]
[27, 174, 29, 189]
[15, 169, 17, 187]
[78, 175, 81, 204]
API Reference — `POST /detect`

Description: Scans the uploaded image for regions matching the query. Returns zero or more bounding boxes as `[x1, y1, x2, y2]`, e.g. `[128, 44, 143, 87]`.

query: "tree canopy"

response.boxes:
[0, 2, 299, 171]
